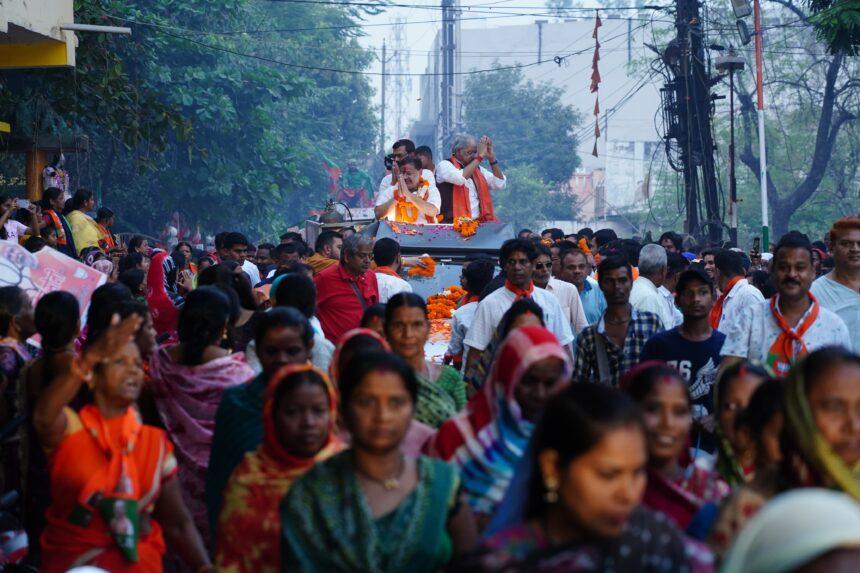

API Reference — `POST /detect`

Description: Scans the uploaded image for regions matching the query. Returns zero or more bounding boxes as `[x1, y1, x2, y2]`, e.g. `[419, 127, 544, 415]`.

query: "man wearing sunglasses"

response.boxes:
[533, 244, 589, 335]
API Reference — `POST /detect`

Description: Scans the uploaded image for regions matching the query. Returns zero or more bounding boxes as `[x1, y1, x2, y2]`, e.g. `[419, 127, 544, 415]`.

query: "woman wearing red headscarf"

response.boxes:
[145, 251, 181, 339]
[432, 326, 571, 527]
[215, 364, 344, 573]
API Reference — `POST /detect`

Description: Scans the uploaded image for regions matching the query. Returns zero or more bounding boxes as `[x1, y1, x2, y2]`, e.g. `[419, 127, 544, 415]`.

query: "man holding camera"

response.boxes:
[435, 134, 505, 224]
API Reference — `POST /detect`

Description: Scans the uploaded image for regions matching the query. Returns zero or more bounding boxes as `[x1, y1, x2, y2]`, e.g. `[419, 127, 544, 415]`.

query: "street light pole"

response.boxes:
[754, 0, 770, 249]
[716, 50, 745, 246]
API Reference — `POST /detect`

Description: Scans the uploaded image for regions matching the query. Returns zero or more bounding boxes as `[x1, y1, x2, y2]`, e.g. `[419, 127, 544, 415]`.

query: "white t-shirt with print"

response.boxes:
[3, 220, 28, 244]
[720, 296, 850, 373]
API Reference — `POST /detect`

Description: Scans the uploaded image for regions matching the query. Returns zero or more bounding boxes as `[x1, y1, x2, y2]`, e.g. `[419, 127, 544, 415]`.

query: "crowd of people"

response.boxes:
[1, 152, 860, 573]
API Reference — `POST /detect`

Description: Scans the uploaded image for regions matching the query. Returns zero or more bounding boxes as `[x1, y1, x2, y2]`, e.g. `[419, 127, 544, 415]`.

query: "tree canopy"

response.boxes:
[461, 66, 583, 222]
[0, 0, 379, 238]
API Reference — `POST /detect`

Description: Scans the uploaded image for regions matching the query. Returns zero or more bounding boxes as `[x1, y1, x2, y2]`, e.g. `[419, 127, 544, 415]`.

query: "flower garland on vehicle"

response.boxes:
[427, 285, 465, 319]
[453, 217, 478, 238]
[428, 285, 466, 341]
[407, 255, 436, 278]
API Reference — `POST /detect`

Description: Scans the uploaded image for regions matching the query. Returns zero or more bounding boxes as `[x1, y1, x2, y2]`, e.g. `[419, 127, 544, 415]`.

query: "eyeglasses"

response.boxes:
[534, 263, 552, 270]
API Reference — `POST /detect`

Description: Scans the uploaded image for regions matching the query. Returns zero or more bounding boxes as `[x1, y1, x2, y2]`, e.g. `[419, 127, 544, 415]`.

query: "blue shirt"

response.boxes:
[580, 278, 607, 325]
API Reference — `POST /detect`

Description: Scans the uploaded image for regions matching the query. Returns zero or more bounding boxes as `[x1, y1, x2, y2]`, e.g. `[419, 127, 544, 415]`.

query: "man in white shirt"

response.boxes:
[533, 244, 588, 334]
[372, 237, 413, 303]
[657, 252, 687, 328]
[811, 217, 860, 353]
[629, 243, 675, 330]
[374, 156, 441, 224]
[721, 235, 849, 376]
[464, 239, 574, 368]
[219, 231, 261, 286]
[711, 249, 764, 335]
[377, 138, 438, 200]
[435, 134, 506, 223]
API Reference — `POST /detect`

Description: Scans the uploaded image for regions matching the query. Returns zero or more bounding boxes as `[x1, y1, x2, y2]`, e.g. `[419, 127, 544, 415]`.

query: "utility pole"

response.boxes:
[440, 0, 455, 149]
[536, 20, 547, 64]
[716, 50, 745, 246]
[390, 18, 411, 140]
[379, 41, 395, 154]
[753, 0, 769, 249]
[660, 0, 722, 244]
[380, 41, 386, 155]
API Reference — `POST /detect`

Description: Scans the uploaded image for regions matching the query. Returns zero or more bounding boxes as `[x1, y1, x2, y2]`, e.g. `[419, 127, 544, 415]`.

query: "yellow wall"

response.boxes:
[0, 41, 71, 69]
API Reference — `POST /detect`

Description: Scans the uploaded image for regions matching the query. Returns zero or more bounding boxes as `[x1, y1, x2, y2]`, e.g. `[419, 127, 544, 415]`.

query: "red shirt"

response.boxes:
[314, 263, 380, 344]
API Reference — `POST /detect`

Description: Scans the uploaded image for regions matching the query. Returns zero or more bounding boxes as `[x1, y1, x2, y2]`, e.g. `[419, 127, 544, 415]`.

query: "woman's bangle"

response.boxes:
[489, 159, 499, 166]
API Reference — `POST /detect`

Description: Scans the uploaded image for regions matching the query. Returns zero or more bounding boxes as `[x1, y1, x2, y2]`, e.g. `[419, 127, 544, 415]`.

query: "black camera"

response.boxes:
[384, 153, 395, 170]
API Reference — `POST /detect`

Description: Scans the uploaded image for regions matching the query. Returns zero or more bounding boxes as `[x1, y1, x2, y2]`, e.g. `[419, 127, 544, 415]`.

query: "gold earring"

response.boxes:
[544, 476, 559, 503]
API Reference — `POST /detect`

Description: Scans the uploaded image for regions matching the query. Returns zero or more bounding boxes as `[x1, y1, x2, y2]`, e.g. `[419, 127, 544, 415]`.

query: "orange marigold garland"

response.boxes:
[407, 255, 436, 278]
[427, 285, 466, 319]
[453, 217, 478, 238]
[578, 237, 592, 256]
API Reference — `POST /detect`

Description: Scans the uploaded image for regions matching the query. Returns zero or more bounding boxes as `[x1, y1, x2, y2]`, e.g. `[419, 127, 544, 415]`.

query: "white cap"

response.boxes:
[721, 489, 860, 573]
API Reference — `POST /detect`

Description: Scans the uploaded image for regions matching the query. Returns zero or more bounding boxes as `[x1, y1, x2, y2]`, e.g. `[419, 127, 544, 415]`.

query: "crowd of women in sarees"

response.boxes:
[15, 257, 860, 573]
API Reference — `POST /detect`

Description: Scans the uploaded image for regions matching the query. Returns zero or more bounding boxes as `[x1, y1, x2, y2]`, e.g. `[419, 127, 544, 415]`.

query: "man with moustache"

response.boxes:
[721, 234, 849, 376]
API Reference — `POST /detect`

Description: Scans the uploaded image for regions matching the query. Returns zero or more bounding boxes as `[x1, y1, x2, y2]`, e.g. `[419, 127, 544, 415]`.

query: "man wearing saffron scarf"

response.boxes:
[373, 237, 412, 303]
[435, 133, 506, 223]
[306, 231, 342, 276]
[374, 157, 441, 224]
[711, 249, 764, 335]
[464, 239, 573, 369]
[721, 234, 849, 376]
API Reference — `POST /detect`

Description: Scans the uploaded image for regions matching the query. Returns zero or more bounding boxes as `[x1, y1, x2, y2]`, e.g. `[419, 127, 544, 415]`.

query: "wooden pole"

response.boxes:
[25, 149, 47, 202]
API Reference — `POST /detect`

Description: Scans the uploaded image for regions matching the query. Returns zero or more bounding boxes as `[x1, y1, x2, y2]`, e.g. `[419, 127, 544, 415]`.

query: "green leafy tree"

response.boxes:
[803, 0, 860, 55]
[461, 66, 582, 188]
[713, 0, 860, 240]
[460, 67, 582, 223]
[0, 0, 378, 239]
[492, 165, 569, 229]
[631, 0, 859, 244]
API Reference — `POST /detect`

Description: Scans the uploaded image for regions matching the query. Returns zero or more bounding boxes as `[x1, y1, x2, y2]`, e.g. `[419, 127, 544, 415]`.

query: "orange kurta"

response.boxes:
[40, 407, 177, 573]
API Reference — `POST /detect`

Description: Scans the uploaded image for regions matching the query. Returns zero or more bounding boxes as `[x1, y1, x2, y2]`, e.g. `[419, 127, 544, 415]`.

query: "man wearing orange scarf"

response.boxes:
[435, 134, 506, 223]
[464, 238, 573, 370]
[374, 157, 441, 224]
[710, 249, 764, 333]
[373, 237, 413, 303]
[721, 234, 849, 376]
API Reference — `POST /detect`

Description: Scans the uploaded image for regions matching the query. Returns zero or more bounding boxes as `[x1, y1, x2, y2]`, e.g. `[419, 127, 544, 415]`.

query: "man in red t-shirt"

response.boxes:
[314, 234, 380, 344]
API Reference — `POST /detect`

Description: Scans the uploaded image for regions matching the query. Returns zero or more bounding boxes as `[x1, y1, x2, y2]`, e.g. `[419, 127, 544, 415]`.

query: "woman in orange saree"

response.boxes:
[33, 315, 211, 573]
[215, 364, 344, 573]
